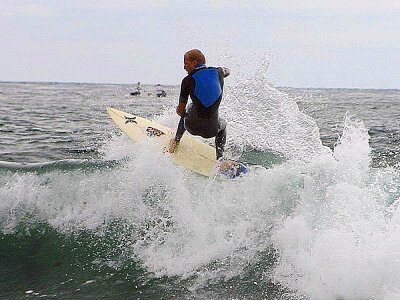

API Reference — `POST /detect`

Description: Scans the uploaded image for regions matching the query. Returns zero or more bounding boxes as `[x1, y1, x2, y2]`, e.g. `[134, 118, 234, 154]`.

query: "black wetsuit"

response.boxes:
[174, 64, 230, 159]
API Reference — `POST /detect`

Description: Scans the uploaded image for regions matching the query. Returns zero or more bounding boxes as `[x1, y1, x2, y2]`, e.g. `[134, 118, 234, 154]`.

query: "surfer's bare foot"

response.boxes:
[168, 139, 179, 153]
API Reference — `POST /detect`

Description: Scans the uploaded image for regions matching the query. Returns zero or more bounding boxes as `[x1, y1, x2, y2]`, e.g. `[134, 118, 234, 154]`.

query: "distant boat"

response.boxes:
[155, 83, 166, 97]
[156, 89, 167, 97]
[130, 90, 141, 96]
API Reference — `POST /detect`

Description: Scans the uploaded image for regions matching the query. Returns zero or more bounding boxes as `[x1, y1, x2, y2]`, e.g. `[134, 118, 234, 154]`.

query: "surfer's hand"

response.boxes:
[168, 139, 179, 153]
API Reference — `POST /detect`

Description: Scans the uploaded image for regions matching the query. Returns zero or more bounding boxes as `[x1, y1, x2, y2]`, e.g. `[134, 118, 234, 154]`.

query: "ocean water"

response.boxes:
[0, 76, 399, 299]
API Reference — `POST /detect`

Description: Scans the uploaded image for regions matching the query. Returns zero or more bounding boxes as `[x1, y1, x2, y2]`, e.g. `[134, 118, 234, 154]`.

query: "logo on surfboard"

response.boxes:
[124, 116, 138, 124]
[146, 127, 165, 137]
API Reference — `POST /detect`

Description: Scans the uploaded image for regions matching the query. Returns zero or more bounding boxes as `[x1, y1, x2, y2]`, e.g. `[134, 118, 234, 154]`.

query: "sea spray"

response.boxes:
[1, 80, 399, 299]
[272, 114, 400, 300]
[0, 63, 339, 297]
[222, 54, 330, 162]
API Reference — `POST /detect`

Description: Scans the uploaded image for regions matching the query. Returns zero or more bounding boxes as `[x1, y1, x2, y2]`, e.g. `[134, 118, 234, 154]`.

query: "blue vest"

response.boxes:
[192, 65, 222, 108]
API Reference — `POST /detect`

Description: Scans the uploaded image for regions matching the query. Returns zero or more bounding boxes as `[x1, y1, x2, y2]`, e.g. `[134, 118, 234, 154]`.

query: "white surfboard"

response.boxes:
[107, 107, 217, 177]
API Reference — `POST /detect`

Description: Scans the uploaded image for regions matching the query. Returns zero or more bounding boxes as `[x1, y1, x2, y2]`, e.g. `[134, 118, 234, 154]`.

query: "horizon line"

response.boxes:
[0, 80, 398, 91]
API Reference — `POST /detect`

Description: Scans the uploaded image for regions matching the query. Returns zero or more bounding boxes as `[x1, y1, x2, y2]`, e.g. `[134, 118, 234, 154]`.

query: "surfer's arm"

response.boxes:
[174, 116, 185, 141]
[169, 115, 186, 153]
[176, 102, 186, 116]
[218, 67, 230, 78]
[177, 76, 190, 116]
[172, 79, 188, 144]
[170, 76, 191, 153]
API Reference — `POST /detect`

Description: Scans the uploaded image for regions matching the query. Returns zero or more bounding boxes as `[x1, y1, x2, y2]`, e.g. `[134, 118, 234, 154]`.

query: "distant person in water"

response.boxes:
[168, 49, 230, 160]
[130, 82, 141, 96]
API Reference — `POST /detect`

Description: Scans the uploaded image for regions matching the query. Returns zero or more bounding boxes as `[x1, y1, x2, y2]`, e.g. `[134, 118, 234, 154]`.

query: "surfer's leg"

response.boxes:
[215, 128, 226, 159]
[215, 119, 227, 160]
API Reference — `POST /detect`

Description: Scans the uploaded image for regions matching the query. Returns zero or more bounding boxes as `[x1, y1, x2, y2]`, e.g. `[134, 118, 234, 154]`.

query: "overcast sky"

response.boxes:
[1, 1, 399, 88]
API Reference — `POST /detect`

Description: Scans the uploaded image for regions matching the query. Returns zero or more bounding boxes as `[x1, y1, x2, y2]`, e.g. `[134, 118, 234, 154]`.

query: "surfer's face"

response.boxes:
[184, 56, 197, 74]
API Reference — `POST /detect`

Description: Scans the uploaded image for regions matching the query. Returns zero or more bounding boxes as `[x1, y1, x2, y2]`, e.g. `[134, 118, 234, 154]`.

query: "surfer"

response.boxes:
[168, 49, 230, 160]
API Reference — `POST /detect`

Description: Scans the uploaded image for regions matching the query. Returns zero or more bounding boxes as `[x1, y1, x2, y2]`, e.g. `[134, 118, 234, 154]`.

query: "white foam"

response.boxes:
[221, 57, 331, 162]
[1, 64, 399, 299]
[272, 114, 400, 299]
